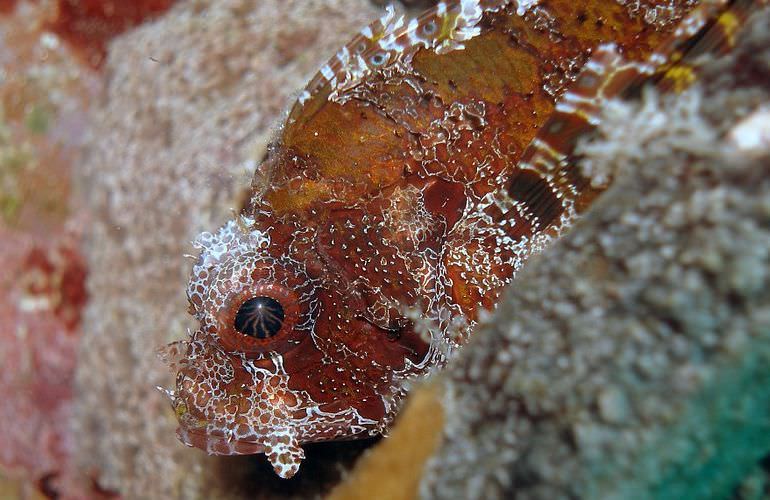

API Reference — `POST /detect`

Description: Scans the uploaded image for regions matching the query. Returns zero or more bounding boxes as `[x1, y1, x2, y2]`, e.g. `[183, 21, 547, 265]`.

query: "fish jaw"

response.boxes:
[165, 328, 384, 479]
[175, 418, 305, 479]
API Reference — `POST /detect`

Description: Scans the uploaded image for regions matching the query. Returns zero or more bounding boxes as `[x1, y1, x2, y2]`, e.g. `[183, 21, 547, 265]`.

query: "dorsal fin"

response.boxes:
[292, 1, 513, 109]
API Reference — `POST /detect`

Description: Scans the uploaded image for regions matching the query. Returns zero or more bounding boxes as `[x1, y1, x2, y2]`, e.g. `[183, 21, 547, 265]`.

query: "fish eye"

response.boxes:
[214, 281, 303, 356]
[234, 296, 285, 339]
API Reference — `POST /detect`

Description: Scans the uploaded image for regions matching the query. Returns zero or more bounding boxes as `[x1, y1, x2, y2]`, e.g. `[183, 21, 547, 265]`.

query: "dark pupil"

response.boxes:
[234, 296, 285, 339]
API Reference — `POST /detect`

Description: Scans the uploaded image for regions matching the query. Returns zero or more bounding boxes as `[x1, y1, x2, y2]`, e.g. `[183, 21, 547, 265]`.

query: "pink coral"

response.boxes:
[1, 1, 113, 496]
[0, 226, 84, 484]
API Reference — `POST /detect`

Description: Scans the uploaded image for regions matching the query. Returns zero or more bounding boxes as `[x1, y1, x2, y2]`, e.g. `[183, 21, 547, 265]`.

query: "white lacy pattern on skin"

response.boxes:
[165, 0, 731, 479]
[171, 221, 381, 477]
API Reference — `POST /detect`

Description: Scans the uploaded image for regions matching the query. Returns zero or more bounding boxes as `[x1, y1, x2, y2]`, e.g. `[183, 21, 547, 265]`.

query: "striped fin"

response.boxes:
[499, 0, 767, 235]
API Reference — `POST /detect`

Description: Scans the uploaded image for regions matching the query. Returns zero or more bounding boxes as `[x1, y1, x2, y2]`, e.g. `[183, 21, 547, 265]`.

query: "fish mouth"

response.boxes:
[176, 424, 267, 456]
[175, 421, 372, 456]
[176, 421, 309, 479]
[173, 393, 381, 455]
[170, 370, 386, 479]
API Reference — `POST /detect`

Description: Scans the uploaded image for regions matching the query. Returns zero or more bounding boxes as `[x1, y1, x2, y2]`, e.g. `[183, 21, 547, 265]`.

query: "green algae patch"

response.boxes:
[585, 338, 770, 500]
[24, 104, 50, 135]
[0, 143, 31, 225]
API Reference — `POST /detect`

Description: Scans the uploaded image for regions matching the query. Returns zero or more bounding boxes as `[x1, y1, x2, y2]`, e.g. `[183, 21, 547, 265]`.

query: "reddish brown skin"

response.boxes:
[168, 0, 761, 478]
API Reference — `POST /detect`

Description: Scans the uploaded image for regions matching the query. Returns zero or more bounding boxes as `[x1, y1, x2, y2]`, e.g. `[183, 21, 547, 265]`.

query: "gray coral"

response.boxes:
[421, 7, 770, 500]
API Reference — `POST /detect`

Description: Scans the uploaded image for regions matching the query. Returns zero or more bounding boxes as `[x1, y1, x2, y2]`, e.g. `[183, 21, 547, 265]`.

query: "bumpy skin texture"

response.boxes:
[167, 0, 749, 478]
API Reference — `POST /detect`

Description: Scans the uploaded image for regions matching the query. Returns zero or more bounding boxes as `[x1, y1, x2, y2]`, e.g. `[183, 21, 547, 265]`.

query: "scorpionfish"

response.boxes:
[164, 0, 762, 478]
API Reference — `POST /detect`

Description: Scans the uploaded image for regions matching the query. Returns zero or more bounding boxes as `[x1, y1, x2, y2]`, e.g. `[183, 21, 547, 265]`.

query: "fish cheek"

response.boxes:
[420, 177, 467, 232]
[313, 206, 407, 325]
[281, 297, 389, 423]
[314, 210, 415, 337]
[314, 195, 436, 362]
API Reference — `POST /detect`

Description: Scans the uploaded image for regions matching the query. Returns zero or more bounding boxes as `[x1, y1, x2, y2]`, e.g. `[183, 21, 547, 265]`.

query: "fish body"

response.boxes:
[166, 0, 759, 478]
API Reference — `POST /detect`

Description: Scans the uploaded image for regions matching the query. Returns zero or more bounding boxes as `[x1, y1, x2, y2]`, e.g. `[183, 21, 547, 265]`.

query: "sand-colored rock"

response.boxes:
[329, 383, 444, 500]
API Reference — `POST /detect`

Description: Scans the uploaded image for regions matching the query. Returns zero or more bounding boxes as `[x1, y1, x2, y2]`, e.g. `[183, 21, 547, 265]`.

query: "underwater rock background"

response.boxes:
[1, 0, 769, 498]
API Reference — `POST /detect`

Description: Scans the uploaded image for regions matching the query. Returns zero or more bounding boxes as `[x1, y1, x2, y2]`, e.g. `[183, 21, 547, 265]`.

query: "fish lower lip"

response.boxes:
[177, 423, 307, 478]
[177, 425, 267, 455]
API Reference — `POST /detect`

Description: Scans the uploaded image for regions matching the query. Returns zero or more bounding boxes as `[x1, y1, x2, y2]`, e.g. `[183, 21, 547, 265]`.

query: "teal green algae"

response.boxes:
[587, 338, 770, 500]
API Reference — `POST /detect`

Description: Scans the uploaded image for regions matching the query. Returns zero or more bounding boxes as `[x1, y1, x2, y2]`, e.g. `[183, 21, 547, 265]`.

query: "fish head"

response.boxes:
[168, 188, 443, 477]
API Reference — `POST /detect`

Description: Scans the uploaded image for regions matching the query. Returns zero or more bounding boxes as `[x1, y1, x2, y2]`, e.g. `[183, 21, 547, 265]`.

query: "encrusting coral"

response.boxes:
[332, 5, 770, 500]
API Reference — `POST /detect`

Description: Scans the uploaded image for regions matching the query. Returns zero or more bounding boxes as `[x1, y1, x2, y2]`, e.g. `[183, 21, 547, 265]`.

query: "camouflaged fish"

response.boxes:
[162, 0, 761, 478]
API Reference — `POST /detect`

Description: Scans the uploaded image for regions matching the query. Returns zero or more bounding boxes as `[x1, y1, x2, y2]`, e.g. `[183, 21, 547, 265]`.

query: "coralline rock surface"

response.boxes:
[73, 0, 383, 498]
[415, 7, 770, 499]
[0, 2, 100, 496]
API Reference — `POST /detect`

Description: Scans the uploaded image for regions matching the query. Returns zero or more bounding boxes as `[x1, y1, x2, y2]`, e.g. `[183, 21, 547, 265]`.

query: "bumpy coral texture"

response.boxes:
[72, 0, 382, 498]
[420, 7, 770, 499]
[0, 2, 105, 496]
